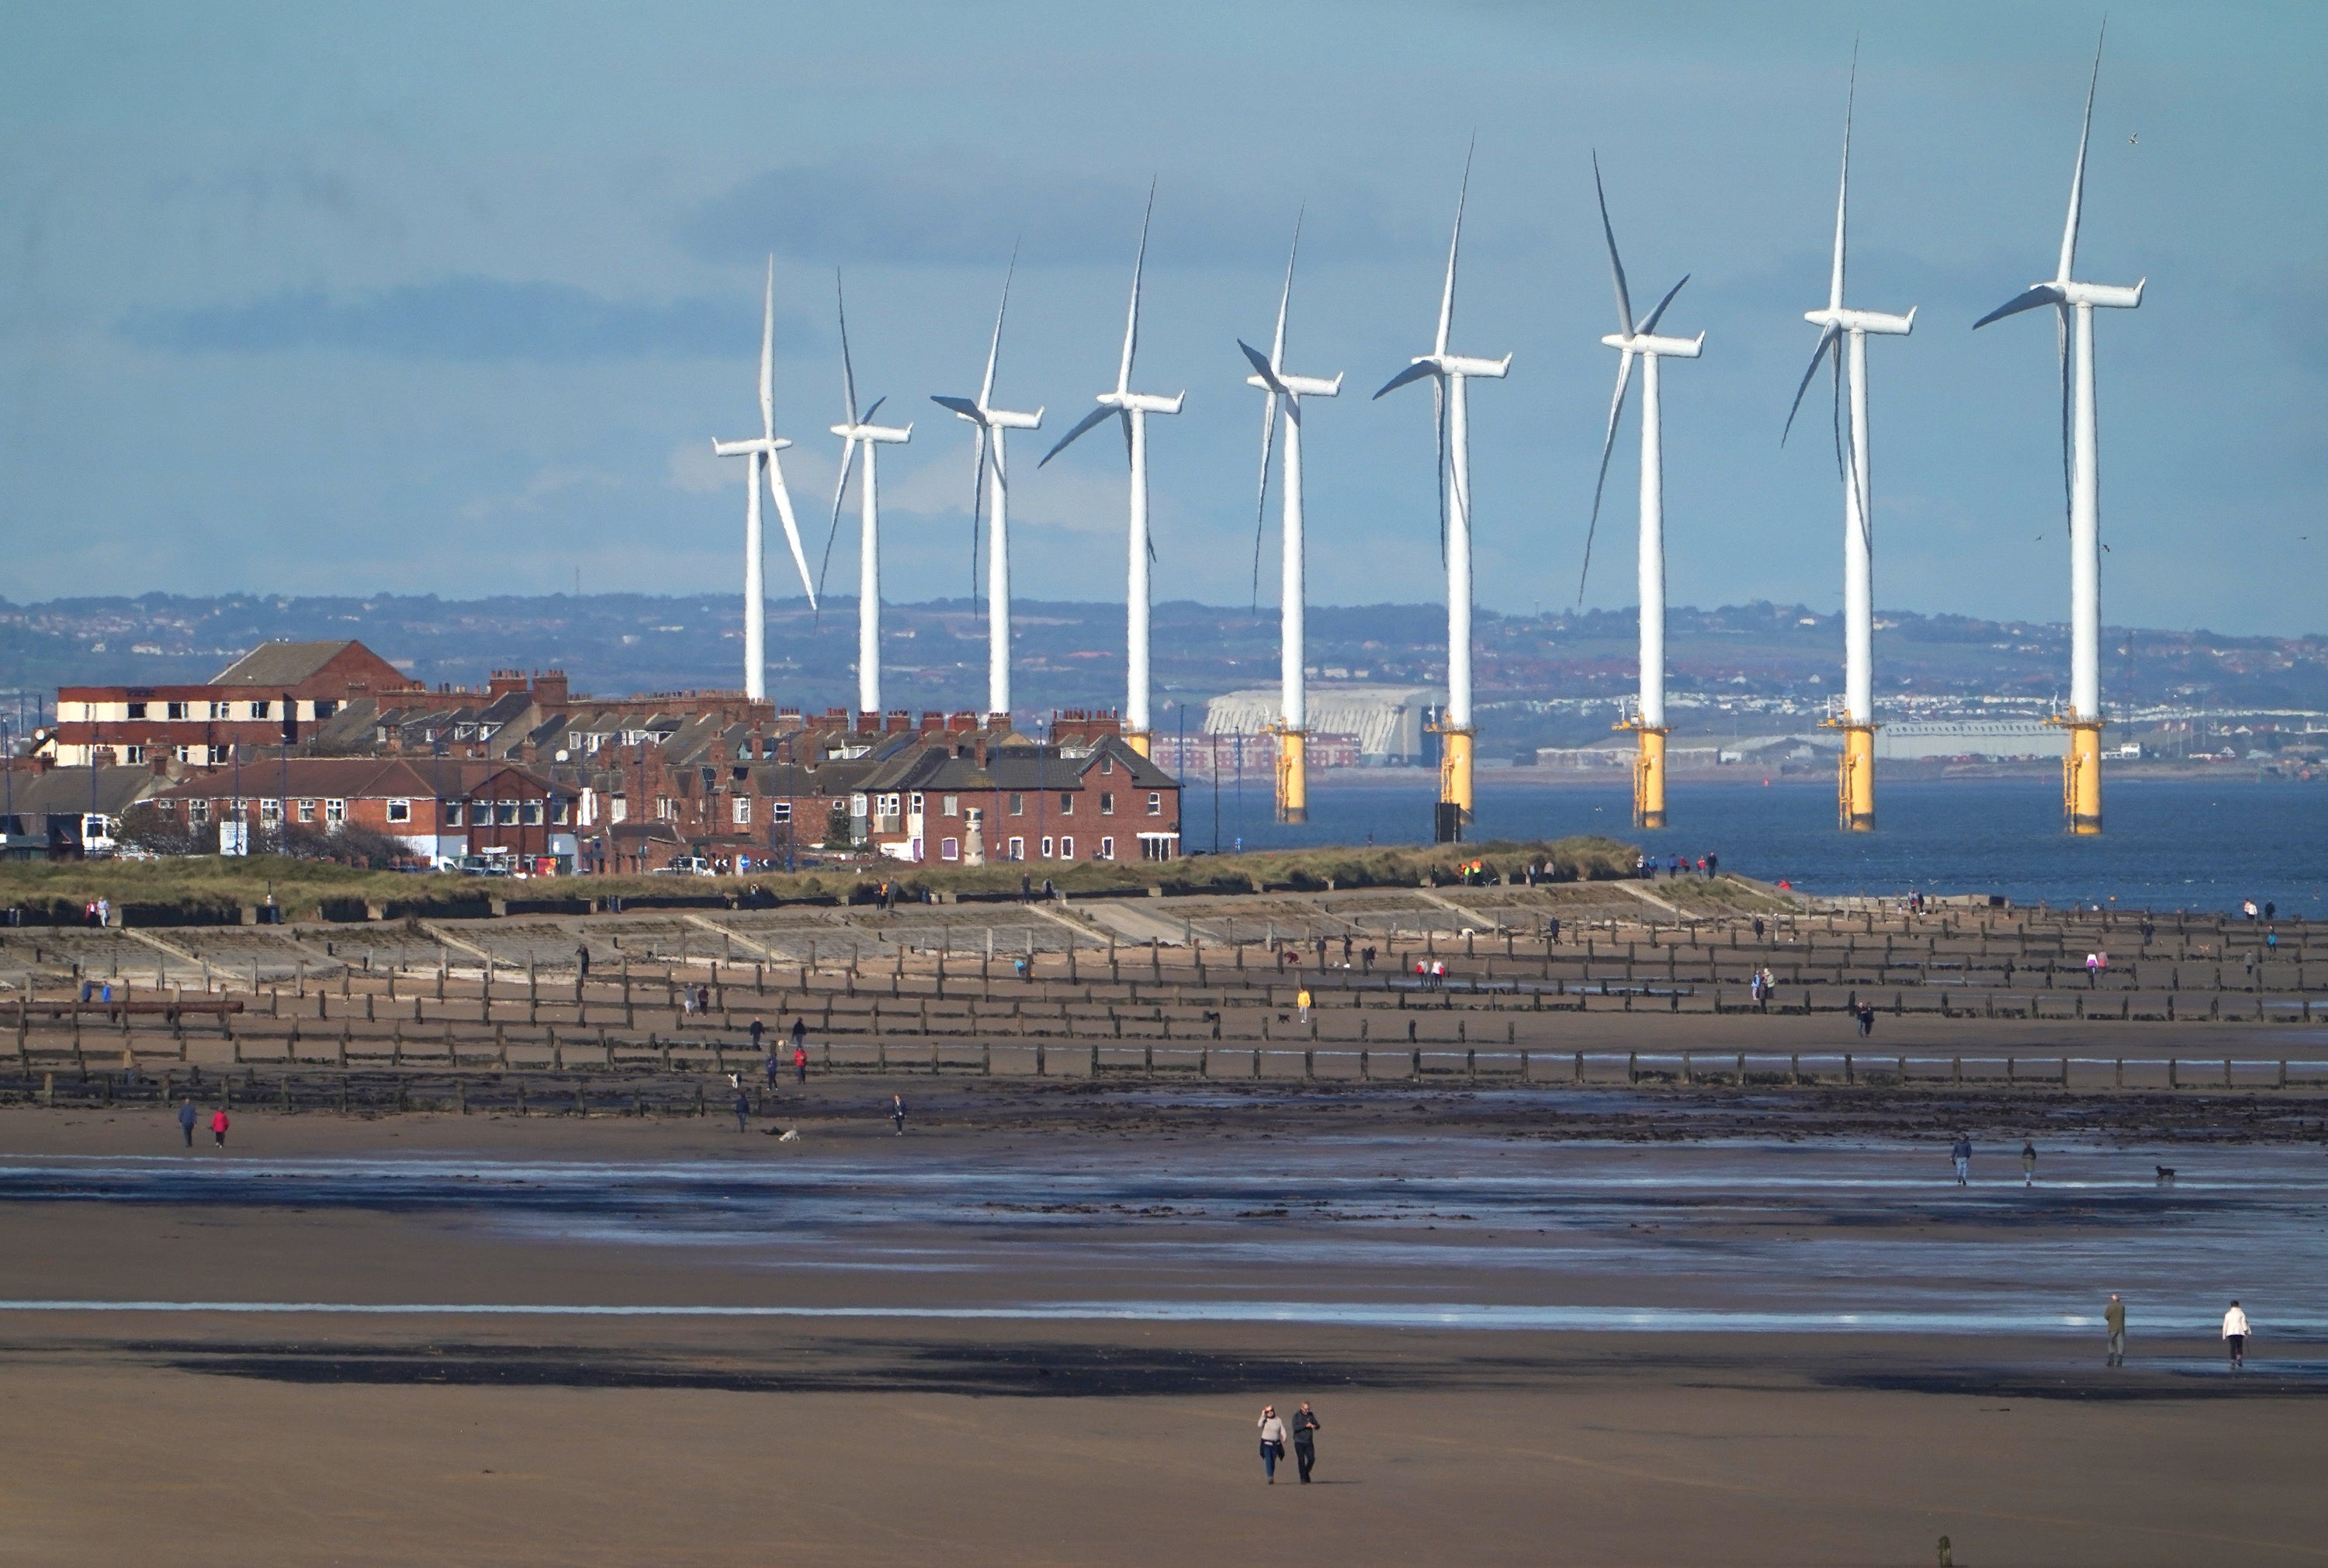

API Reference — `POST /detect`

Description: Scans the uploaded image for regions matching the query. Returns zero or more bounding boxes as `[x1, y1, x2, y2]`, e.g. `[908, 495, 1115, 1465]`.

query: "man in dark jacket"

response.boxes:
[734, 1088, 751, 1134]
[176, 1098, 198, 1148]
[1290, 1402, 1322, 1483]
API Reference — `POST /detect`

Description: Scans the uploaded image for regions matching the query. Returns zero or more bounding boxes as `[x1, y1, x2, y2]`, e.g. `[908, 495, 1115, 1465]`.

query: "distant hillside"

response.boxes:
[3, 594, 2323, 756]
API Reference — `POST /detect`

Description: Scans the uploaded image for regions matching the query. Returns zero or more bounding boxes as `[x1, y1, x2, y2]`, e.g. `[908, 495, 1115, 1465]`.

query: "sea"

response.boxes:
[1180, 774, 2328, 919]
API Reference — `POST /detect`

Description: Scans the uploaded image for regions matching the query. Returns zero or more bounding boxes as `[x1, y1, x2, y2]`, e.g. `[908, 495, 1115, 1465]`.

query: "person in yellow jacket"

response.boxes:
[1296, 987, 1311, 1024]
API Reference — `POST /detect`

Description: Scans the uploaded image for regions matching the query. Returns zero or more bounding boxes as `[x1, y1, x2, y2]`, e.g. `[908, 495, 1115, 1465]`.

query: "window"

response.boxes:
[941, 794, 958, 817]
[878, 793, 900, 816]
[386, 799, 411, 824]
[1060, 836, 1075, 860]
[941, 836, 960, 861]
[496, 801, 520, 826]
[1147, 792, 1162, 815]
[188, 798, 210, 824]
[445, 802, 464, 826]
[1099, 836, 1115, 860]
[552, 798, 570, 824]
[568, 731, 584, 752]
[206, 745, 229, 765]
[314, 700, 338, 720]
[656, 797, 674, 821]
[733, 797, 753, 825]
[1008, 836, 1024, 860]
[1008, 792, 1024, 816]
[1040, 836, 1055, 860]
[1100, 754, 1114, 775]
[769, 801, 792, 823]
[325, 799, 345, 825]
[521, 800, 542, 826]
[123, 746, 146, 764]
[155, 799, 176, 817]
[609, 796, 629, 823]
[259, 798, 282, 823]
[126, 702, 147, 720]
[909, 792, 923, 815]
[250, 700, 271, 720]
[1058, 791, 1073, 815]
[296, 799, 316, 823]
[165, 702, 188, 721]
[208, 701, 230, 720]
[173, 745, 191, 763]
[1100, 791, 1115, 815]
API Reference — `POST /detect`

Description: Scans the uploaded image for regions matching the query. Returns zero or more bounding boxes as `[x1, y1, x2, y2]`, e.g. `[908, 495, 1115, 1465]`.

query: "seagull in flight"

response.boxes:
[2128, 132, 2139, 145]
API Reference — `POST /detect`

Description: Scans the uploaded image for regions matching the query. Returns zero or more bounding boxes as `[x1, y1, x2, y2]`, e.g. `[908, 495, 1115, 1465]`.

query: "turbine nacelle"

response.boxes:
[1601, 331, 1703, 359]
[1099, 390, 1185, 416]
[984, 405, 1044, 431]
[712, 435, 794, 457]
[1245, 370, 1342, 399]
[1803, 306, 1915, 337]
[833, 421, 913, 445]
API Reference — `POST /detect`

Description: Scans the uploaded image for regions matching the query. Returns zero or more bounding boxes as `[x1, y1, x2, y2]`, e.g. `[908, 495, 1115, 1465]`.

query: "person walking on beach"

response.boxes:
[795, 1043, 809, 1084]
[1856, 1001, 1876, 1037]
[576, 943, 591, 980]
[2222, 1300, 2250, 1369]
[1951, 1134, 1971, 1186]
[749, 1017, 766, 1054]
[210, 1107, 230, 1151]
[733, 1087, 751, 1133]
[176, 1097, 197, 1148]
[2105, 1293, 2126, 1367]
[2021, 1141, 2038, 1187]
[1297, 986, 1311, 1025]
[1290, 1401, 1322, 1483]
[891, 1094, 907, 1136]
[1257, 1406, 1289, 1483]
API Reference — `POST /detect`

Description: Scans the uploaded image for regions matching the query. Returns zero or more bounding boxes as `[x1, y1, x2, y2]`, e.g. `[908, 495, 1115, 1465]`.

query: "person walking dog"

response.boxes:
[1256, 1406, 1288, 1483]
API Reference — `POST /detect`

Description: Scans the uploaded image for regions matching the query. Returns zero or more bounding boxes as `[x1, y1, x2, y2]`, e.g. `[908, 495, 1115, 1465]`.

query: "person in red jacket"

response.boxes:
[210, 1108, 230, 1150]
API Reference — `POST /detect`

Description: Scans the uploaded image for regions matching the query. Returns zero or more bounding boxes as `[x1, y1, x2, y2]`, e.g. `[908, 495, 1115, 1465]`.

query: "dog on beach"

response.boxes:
[2155, 1165, 2176, 1185]
[764, 1126, 799, 1141]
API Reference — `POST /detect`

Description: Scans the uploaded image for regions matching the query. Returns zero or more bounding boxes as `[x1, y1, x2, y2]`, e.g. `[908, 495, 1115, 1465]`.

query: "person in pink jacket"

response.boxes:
[210, 1108, 230, 1151]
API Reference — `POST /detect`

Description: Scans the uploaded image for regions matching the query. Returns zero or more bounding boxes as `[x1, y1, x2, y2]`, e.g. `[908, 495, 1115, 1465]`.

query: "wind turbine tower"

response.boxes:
[1238, 213, 1342, 822]
[712, 257, 818, 702]
[1975, 27, 2142, 835]
[1579, 157, 1701, 830]
[822, 272, 912, 718]
[1042, 186, 1183, 759]
[934, 259, 1043, 722]
[1784, 62, 1915, 831]
[1374, 151, 1509, 841]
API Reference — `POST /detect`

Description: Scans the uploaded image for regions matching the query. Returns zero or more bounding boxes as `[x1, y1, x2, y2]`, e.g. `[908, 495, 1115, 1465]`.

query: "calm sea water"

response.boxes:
[1183, 774, 2328, 917]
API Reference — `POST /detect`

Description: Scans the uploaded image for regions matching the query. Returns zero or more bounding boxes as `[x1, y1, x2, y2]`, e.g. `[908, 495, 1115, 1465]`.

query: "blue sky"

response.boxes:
[2, 1, 2321, 634]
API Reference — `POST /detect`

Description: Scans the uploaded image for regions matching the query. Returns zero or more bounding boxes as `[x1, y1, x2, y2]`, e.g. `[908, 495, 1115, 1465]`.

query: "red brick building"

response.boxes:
[50, 641, 418, 767]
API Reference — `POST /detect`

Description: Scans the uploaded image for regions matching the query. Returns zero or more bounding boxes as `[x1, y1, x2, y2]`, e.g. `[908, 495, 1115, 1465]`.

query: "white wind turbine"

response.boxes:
[1576, 154, 1701, 831]
[818, 272, 912, 718]
[1782, 59, 1915, 832]
[932, 257, 1042, 722]
[1041, 185, 1183, 758]
[1238, 210, 1342, 824]
[1374, 148, 1509, 839]
[711, 257, 818, 703]
[1974, 26, 2141, 835]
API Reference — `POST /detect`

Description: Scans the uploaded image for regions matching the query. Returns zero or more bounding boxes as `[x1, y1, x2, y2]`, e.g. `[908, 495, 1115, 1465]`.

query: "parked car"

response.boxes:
[652, 856, 715, 876]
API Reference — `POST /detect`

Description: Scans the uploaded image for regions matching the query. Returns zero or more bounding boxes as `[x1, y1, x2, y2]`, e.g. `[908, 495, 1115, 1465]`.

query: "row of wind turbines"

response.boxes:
[711, 32, 2139, 839]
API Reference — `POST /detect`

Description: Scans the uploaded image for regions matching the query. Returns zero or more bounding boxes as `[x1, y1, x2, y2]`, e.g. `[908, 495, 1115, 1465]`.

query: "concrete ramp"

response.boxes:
[1075, 898, 1192, 947]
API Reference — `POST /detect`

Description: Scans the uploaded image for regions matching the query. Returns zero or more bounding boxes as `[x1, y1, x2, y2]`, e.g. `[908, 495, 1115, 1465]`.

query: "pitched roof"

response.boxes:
[211, 641, 364, 687]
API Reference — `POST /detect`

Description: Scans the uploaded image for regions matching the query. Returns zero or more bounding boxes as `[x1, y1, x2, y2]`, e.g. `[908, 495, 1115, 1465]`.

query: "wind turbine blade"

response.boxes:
[982, 247, 1014, 409]
[2057, 301, 2074, 531]
[1434, 376, 1448, 567]
[969, 423, 988, 609]
[1249, 382, 1279, 614]
[930, 395, 982, 419]
[765, 450, 816, 609]
[1639, 274, 1689, 336]
[861, 395, 886, 424]
[1781, 327, 1841, 447]
[2060, 20, 2105, 283]
[817, 436, 860, 611]
[1436, 140, 1471, 357]
[1830, 337, 1848, 486]
[1591, 151, 1633, 336]
[1238, 338, 1287, 396]
[1040, 403, 1115, 467]
[1831, 46, 1855, 313]
[1119, 179, 1155, 393]
[1272, 206, 1301, 372]
[1372, 360, 1436, 400]
[835, 270, 858, 424]
[1578, 354, 1634, 607]
[759, 256, 776, 439]
[1973, 284, 2064, 330]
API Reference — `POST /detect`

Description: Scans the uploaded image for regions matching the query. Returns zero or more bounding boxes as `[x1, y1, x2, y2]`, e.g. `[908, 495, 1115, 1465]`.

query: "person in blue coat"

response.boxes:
[176, 1098, 198, 1148]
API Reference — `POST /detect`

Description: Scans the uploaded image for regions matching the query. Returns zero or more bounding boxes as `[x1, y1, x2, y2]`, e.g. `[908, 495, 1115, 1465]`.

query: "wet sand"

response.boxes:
[4, 1092, 2325, 1564]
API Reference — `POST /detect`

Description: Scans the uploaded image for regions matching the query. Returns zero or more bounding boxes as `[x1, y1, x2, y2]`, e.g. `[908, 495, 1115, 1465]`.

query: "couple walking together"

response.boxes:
[1256, 1403, 1321, 1483]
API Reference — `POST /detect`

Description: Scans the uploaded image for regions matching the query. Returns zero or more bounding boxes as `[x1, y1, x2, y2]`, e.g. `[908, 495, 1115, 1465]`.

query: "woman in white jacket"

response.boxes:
[2222, 1301, 2250, 1369]
[1256, 1406, 1289, 1483]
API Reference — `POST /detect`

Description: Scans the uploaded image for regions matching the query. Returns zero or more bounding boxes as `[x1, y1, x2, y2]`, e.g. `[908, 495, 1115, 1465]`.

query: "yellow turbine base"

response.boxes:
[1124, 729, 1151, 761]
[1439, 728, 1474, 821]
[1276, 729, 1308, 823]
[1838, 725, 1876, 831]
[2063, 719, 2104, 835]
[1631, 726, 1667, 829]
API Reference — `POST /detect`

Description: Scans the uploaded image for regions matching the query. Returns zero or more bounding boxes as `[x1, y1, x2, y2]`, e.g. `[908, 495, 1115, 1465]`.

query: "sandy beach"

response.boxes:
[2, 1084, 2324, 1565]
